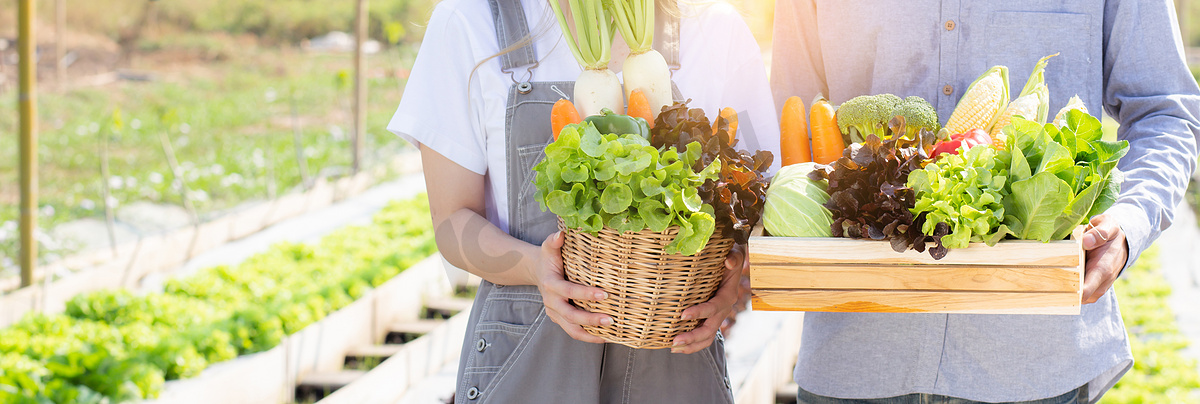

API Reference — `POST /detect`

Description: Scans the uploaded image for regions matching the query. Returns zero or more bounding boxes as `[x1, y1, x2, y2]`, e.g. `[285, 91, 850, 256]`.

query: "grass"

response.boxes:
[0, 45, 420, 264]
[0, 0, 437, 45]
[1107, 247, 1200, 402]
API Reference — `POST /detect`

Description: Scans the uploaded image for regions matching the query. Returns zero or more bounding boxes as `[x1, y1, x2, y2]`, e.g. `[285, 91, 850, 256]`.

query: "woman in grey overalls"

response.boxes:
[391, 0, 776, 402]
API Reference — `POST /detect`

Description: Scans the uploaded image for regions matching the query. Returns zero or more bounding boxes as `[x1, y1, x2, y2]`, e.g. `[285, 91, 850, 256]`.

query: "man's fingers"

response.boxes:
[1083, 215, 1120, 250]
[1081, 232, 1126, 304]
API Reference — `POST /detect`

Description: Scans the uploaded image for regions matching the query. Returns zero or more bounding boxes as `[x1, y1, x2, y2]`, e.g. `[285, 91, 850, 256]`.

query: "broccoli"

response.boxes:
[836, 94, 902, 143]
[891, 96, 940, 139]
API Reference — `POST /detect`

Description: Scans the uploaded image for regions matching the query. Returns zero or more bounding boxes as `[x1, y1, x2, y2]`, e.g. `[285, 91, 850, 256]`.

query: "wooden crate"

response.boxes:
[747, 228, 1084, 315]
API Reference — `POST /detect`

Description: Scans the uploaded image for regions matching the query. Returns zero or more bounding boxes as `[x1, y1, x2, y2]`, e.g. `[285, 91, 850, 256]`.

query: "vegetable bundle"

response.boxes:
[534, 122, 721, 255]
[769, 54, 1130, 259]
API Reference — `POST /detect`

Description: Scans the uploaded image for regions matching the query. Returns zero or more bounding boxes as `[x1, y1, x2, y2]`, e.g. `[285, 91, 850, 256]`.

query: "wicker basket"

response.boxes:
[559, 219, 735, 349]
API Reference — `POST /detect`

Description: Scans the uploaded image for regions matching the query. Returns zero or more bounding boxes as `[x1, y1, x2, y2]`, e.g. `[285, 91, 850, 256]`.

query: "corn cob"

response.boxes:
[1053, 95, 1088, 128]
[991, 53, 1057, 139]
[945, 66, 1009, 134]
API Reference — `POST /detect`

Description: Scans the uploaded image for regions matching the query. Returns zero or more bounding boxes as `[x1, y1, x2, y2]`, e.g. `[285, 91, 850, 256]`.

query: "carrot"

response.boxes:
[810, 96, 845, 165]
[780, 96, 812, 166]
[551, 99, 581, 140]
[627, 89, 655, 129]
[713, 107, 738, 140]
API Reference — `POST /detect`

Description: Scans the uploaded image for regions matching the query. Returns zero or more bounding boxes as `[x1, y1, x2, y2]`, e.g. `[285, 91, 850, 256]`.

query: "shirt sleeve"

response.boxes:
[768, 0, 827, 118]
[387, 5, 488, 175]
[1101, 0, 1200, 270]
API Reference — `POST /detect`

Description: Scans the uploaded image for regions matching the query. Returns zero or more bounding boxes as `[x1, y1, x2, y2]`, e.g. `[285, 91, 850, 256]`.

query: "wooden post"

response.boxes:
[352, 0, 369, 173]
[18, 0, 38, 288]
[56, 0, 66, 88]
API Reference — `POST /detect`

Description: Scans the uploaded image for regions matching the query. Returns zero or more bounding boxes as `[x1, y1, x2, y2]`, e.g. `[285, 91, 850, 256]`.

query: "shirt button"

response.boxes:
[945, 20, 956, 31]
[467, 387, 481, 400]
[943, 85, 954, 96]
[475, 338, 487, 352]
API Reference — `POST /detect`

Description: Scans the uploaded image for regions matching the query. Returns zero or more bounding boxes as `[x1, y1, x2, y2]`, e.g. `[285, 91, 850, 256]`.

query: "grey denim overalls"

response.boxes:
[453, 1, 735, 403]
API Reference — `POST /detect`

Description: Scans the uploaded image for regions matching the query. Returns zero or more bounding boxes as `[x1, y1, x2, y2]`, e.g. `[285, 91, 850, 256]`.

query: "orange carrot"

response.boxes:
[713, 107, 738, 140]
[780, 96, 812, 166]
[551, 99, 581, 140]
[627, 89, 655, 129]
[810, 96, 845, 165]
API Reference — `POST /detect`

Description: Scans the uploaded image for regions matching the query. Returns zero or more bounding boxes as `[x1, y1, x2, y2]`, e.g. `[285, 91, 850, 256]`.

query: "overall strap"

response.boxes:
[488, 0, 539, 79]
[653, 1, 682, 72]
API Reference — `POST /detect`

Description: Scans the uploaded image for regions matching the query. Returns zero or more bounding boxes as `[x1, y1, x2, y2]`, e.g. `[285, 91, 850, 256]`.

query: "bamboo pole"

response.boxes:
[18, 0, 38, 288]
[352, 0, 368, 173]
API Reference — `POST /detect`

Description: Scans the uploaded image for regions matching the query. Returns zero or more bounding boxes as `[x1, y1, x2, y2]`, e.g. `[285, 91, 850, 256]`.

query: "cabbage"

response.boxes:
[763, 163, 834, 237]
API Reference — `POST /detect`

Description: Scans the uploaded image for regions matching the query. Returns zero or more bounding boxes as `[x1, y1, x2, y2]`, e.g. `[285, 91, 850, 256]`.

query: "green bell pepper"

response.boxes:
[584, 108, 651, 139]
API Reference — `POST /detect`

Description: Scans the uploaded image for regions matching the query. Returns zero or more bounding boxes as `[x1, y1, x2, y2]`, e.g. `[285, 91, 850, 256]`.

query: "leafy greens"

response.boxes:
[996, 111, 1129, 241]
[533, 122, 721, 255]
[651, 101, 773, 244]
[809, 124, 936, 253]
[909, 144, 1009, 258]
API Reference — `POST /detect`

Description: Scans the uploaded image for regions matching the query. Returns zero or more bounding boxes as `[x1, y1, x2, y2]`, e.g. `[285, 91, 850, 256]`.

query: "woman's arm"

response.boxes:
[420, 144, 612, 342]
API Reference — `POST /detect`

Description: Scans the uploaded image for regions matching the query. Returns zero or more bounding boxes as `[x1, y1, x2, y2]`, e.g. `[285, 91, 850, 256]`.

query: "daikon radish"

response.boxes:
[609, 0, 673, 115]
[549, 0, 623, 117]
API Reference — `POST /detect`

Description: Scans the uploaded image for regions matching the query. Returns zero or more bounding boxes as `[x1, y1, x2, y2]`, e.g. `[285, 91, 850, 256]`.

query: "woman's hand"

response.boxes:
[671, 244, 748, 354]
[1082, 214, 1129, 304]
[534, 231, 613, 343]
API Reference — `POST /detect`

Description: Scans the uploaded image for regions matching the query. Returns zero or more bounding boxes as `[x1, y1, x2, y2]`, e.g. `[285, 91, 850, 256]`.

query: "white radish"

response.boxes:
[549, 0, 623, 117]
[610, 0, 674, 114]
[575, 68, 625, 117]
[622, 49, 673, 114]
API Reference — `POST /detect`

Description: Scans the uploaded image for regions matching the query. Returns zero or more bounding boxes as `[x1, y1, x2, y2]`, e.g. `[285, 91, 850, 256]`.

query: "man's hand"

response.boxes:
[1082, 214, 1129, 304]
[672, 244, 748, 354]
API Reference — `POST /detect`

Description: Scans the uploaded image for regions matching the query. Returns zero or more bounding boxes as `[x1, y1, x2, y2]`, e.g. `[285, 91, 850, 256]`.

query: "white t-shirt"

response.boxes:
[388, 0, 779, 235]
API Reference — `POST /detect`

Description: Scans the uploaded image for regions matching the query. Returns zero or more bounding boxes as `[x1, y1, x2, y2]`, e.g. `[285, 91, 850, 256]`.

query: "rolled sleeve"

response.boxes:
[1101, 0, 1200, 271]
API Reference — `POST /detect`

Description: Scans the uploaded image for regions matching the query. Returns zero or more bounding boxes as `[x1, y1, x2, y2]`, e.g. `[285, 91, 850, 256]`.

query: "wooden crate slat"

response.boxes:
[749, 236, 1080, 267]
[751, 289, 1081, 315]
[750, 264, 1081, 292]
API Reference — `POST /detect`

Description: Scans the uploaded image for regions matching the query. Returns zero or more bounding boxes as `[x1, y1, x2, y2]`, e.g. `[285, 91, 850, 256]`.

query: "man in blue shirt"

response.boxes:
[770, 1, 1200, 403]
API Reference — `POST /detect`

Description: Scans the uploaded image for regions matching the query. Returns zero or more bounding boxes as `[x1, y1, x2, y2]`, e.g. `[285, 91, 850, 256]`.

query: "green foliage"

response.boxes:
[0, 196, 435, 403]
[0, 47, 418, 264]
[909, 144, 1008, 249]
[23, 0, 436, 45]
[1107, 247, 1200, 403]
[836, 94, 903, 143]
[533, 123, 720, 255]
[891, 96, 940, 138]
[996, 112, 1129, 241]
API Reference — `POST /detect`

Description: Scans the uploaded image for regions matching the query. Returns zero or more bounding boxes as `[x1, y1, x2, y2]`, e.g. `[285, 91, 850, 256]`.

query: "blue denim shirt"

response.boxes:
[770, 0, 1200, 402]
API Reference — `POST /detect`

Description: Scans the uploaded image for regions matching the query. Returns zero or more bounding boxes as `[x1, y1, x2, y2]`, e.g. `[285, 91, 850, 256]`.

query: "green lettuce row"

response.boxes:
[0, 196, 435, 403]
[1107, 247, 1200, 402]
[533, 123, 720, 255]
